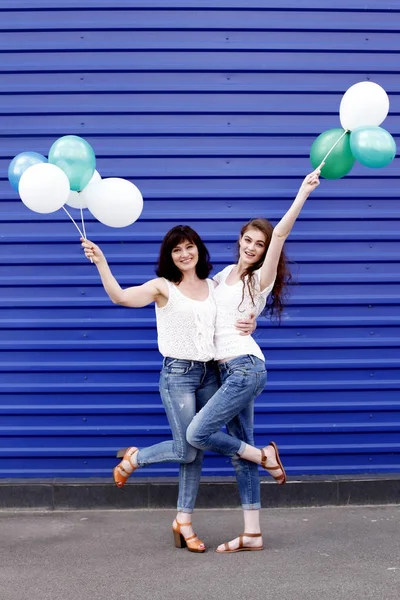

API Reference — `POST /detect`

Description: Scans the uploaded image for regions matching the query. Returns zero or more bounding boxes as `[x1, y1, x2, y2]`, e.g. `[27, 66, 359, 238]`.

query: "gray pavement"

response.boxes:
[0, 506, 399, 600]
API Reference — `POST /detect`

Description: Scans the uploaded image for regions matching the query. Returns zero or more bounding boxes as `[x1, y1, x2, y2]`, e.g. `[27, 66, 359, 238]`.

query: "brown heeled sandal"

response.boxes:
[261, 441, 287, 485]
[113, 446, 138, 488]
[172, 520, 206, 553]
[216, 532, 263, 553]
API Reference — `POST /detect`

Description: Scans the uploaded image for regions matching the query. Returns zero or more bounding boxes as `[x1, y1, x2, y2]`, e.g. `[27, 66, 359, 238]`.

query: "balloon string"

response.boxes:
[321, 129, 349, 164]
[79, 204, 87, 239]
[78, 204, 92, 261]
[62, 206, 84, 238]
[62, 205, 93, 264]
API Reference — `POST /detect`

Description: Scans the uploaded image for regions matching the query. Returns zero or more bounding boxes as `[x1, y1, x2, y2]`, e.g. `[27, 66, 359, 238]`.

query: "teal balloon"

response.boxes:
[48, 135, 96, 191]
[350, 126, 396, 168]
[8, 151, 47, 192]
[310, 128, 355, 179]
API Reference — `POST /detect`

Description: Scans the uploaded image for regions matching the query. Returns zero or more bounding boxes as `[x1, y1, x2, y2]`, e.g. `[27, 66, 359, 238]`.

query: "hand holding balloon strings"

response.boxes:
[81, 238, 105, 266]
[300, 165, 323, 194]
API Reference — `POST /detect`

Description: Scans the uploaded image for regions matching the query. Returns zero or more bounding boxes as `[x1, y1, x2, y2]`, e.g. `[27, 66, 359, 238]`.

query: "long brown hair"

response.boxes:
[237, 218, 292, 321]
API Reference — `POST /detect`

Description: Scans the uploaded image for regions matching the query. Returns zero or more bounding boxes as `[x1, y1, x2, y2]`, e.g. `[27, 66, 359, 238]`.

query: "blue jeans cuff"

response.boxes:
[237, 440, 247, 456]
[241, 503, 261, 510]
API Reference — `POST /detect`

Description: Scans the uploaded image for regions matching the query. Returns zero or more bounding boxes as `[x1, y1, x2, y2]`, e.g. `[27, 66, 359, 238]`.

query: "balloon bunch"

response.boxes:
[8, 135, 143, 238]
[310, 82, 396, 179]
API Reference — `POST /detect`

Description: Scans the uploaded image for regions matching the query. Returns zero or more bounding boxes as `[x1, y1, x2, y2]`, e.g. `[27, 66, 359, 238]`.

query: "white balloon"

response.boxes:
[19, 163, 70, 214]
[65, 190, 88, 209]
[88, 169, 102, 187]
[80, 170, 101, 205]
[65, 170, 101, 209]
[86, 178, 143, 228]
[340, 82, 389, 131]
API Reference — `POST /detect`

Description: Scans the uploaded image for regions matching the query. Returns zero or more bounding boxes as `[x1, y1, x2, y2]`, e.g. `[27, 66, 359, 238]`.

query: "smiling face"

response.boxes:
[171, 238, 199, 273]
[238, 228, 267, 266]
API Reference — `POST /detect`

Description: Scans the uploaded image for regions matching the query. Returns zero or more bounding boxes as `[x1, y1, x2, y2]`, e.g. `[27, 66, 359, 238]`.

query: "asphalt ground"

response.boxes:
[0, 505, 399, 600]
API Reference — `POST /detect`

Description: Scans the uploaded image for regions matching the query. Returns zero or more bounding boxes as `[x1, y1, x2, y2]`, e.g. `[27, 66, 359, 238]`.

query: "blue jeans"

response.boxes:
[137, 358, 219, 513]
[186, 355, 267, 510]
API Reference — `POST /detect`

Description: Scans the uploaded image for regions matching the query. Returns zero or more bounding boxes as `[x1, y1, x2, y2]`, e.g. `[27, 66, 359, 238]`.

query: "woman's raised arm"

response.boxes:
[259, 166, 322, 291]
[81, 238, 167, 308]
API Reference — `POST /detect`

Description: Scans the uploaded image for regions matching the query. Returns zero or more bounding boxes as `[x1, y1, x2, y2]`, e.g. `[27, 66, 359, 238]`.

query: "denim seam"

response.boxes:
[199, 361, 207, 386]
[165, 371, 186, 460]
[236, 408, 255, 506]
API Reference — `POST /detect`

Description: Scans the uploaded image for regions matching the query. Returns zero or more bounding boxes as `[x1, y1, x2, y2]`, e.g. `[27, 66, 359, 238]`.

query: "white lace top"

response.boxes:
[155, 278, 216, 361]
[213, 265, 274, 362]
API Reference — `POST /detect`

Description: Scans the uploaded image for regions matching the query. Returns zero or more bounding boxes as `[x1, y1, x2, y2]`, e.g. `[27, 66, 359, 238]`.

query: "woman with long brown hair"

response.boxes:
[186, 166, 322, 553]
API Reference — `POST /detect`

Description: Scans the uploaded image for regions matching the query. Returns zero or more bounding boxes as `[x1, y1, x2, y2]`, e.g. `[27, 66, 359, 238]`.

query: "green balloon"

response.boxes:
[48, 135, 96, 191]
[310, 129, 355, 179]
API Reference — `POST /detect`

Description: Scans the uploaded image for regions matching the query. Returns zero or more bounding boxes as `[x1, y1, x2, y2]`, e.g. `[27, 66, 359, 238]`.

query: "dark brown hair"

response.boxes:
[237, 218, 292, 321]
[156, 225, 212, 283]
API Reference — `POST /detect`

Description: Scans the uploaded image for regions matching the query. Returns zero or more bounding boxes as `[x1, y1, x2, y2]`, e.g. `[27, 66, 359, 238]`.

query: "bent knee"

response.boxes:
[186, 423, 204, 450]
[175, 443, 197, 464]
[183, 446, 198, 463]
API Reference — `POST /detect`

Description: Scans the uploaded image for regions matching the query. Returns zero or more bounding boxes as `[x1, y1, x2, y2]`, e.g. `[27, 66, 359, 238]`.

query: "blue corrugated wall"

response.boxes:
[1, 0, 399, 478]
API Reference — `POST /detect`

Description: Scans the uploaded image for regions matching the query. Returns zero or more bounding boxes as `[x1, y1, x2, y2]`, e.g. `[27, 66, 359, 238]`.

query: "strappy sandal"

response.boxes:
[172, 520, 206, 553]
[113, 446, 138, 488]
[216, 532, 263, 553]
[261, 441, 287, 485]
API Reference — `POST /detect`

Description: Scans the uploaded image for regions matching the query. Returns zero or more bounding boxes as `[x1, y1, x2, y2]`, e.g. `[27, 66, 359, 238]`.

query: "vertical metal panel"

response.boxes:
[0, 1, 399, 477]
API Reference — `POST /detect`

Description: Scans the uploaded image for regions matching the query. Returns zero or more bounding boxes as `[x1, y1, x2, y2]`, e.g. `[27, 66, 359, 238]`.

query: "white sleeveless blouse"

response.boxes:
[213, 265, 274, 362]
[155, 278, 216, 361]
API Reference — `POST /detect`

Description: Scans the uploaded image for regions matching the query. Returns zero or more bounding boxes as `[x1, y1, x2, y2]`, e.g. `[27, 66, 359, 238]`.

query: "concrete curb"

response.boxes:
[1, 474, 399, 509]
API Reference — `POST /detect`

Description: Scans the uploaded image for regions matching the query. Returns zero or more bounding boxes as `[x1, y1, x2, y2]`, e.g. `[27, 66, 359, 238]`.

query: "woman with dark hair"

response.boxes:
[81, 225, 255, 553]
[186, 167, 322, 553]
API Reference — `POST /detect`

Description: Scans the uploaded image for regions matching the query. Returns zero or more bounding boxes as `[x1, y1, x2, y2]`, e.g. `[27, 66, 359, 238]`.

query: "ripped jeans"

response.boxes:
[137, 357, 219, 513]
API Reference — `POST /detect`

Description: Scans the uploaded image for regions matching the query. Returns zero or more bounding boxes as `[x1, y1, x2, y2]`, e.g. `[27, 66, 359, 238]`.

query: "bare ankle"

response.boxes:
[176, 512, 191, 524]
[245, 528, 261, 534]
